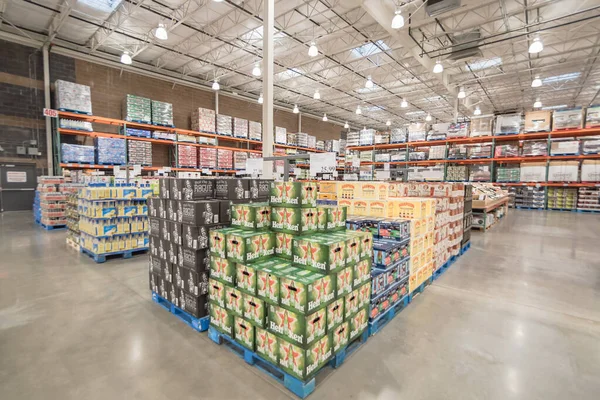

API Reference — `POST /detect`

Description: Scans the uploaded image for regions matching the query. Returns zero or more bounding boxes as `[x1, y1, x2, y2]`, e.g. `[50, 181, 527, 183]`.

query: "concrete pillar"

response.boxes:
[262, 0, 275, 178]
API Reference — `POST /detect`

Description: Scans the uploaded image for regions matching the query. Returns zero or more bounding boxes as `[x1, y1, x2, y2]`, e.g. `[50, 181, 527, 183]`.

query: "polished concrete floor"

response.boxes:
[1, 210, 599, 399]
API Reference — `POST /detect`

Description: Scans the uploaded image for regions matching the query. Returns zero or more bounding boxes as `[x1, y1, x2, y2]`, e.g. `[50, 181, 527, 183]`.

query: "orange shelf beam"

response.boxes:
[59, 163, 237, 174]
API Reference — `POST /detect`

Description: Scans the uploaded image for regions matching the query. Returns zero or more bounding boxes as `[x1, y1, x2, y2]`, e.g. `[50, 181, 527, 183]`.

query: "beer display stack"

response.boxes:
[34, 176, 68, 230]
[78, 184, 152, 263]
[462, 184, 473, 249]
[206, 181, 373, 398]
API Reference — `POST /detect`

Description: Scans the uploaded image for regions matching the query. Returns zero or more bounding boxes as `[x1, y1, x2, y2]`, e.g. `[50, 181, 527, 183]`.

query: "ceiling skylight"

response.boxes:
[351, 40, 390, 58]
[543, 73, 581, 84]
[465, 57, 502, 71]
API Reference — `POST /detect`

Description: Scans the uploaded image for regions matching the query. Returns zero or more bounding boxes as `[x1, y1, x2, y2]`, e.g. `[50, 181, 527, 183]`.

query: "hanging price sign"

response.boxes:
[310, 152, 336, 176]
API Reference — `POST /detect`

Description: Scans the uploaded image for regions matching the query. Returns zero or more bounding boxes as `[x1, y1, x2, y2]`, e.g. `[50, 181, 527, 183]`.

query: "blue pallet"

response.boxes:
[551, 153, 580, 156]
[411, 277, 433, 298]
[97, 162, 127, 166]
[548, 208, 577, 212]
[368, 295, 410, 336]
[460, 242, 471, 255]
[577, 209, 600, 213]
[469, 156, 492, 159]
[125, 118, 152, 124]
[58, 108, 92, 115]
[80, 246, 148, 263]
[432, 256, 456, 281]
[37, 222, 67, 231]
[152, 123, 175, 128]
[494, 132, 519, 136]
[60, 126, 94, 132]
[151, 291, 172, 312]
[208, 326, 368, 399]
[151, 292, 210, 332]
[516, 206, 545, 210]
[62, 160, 96, 165]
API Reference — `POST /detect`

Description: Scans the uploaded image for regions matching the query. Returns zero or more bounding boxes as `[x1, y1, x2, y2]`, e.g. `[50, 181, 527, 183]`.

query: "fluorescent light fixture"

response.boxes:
[322, 114, 328, 122]
[293, 104, 299, 114]
[120, 51, 132, 65]
[529, 37, 543, 54]
[425, 113, 432, 122]
[344, 121, 349, 129]
[458, 87, 466, 99]
[212, 80, 220, 90]
[433, 60, 443, 74]
[252, 63, 261, 77]
[308, 41, 318, 57]
[365, 76, 374, 89]
[543, 72, 581, 84]
[533, 99, 542, 108]
[356, 105, 362, 115]
[155, 23, 168, 40]
[391, 10, 404, 29]
[258, 93, 263, 104]
[531, 76, 542, 87]
[386, 120, 391, 126]
[213, 0, 224, 2]
[313, 89, 321, 100]
[405, 110, 425, 116]
[465, 57, 502, 71]
[474, 106, 481, 116]
[541, 104, 568, 110]
[401, 98, 408, 108]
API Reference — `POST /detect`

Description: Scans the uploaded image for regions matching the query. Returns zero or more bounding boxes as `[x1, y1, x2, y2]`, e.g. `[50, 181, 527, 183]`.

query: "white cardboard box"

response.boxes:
[548, 161, 579, 182]
[581, 161, 600, 182]
[520, 162, 546, 182]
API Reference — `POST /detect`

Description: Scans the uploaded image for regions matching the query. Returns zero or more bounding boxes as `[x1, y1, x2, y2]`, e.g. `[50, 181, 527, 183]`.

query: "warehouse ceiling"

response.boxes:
[2, 0, 600, 130]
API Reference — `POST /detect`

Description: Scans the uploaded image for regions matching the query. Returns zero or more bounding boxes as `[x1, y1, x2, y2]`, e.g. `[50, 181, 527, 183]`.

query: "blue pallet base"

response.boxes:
[368, 295, 410, 336]
[516, 206, 545, 210]
[152, 123, 175, 128]
[411, 277, 432, 298]
[208, 326, 368, 399]
[577, 209, 600, 213]
[80, 246, 148, 263]
[36, 221, 67, 230]
[97, 162, 127, 166]
[460, 242, 471, 255]
[548, 208, 577, 212]
[551, 153, 580, 156]
[58, 108, 92, 115]
[60, 126, 93, 132]
[62, 161, 96, 165]
[432, 256, 457, 281]
[151, 292, 210, 332]
[151, 291, 172, 312]
[125, 119, 152, 124]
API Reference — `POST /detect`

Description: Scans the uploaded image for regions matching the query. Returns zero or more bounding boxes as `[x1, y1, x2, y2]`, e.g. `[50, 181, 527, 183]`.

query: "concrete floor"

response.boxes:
[1, 210, 599, 400]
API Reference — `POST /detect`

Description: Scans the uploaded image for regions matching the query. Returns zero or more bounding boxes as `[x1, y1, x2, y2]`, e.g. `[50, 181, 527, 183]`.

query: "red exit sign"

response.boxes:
[43, 108, 58, 118]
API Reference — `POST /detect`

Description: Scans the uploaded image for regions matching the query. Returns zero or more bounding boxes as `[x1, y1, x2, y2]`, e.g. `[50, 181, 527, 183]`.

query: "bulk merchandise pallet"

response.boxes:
[151, 292, 210, 332]
[208, 326, 369, 399]
[80, 246, 148, 263]
[35, 219, 67, 231]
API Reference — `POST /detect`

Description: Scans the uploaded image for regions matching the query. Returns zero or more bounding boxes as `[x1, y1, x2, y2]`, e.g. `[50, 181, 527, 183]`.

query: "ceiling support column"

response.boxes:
[261, 0, 275, 179]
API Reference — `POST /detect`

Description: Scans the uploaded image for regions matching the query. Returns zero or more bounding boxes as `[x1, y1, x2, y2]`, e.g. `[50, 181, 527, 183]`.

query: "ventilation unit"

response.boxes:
[448, 30, 483, 61]
[426, 0, 461, 17]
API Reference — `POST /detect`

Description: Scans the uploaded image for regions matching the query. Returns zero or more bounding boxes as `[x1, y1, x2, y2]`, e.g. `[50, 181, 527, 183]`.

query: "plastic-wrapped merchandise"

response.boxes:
[360, 129, 376, 146]
[514, 186, 546, 209]
[249, 121, 262, 141]
[522, 140, 548, 157]
[197, 136, 217, 146]
[55, 80, 92, 114]
[524, 110, 552, 133]
[577, 187, 600, 211]
[446, 165, 469, 181]
[233, 117, 248, 138]
[429, 123, 449, 141]
[177, 145, 197, 168]
[585, 105, 600, 128]
[192, 108, 216, 133]
[374, 151, 391, 162]
[316, 140, 325, 151]
[582, 139, 600, 154]
[428, 145, 446, 160]
[307, 135, 316, 149]
[548, 161, 579, 182]
[96, 137, 126, 165]
[122, 94, 151, 123]
[390, 128, 407, 143]
[338, 139, 346, 155]
[550, 140, 580, 155]
[297, 132, 309, 147]
[470, 116, 494, 137]
[346, 131, 360, 147]
[468, 144, 492, 158]
[177, 134, 196, 143]
[375, 131, 390, 144]
[520, 162, 546, 181]
[217, 149, 233, 170]
[447, 144, 467, 159]
[125, 128, 151, 138]
[408, 123, 427, 142]
[151, 100, 174, 126]
[128, 141, 152, 166]
[234, 151, 248, 170]
[198, 147, 217, 169]
[275, 126, 287, 144]
[152, 131, 176, 141]
[547, 187, 578, 210]
[216, 114, 233, 136]
[447, 122, 469, 139]
[495, 143, 519, 158]
[553, 108, 583, 130]
[60, 119, 93, 132]
[469, 165, 491, 182]
[496, 165, 520, 182]
[61, 144, 95, 164]
[409, 151, 427, 161]
[359, 150, 374, 162]
[407, 166, 444, 181]
[286, 133, 298, 146]
[495, 114, 522, 135]
[390, 150, 406, 162]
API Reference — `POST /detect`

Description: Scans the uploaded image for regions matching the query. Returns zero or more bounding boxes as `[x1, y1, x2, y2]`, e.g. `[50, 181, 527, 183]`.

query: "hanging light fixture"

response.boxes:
[313, 89, 321, 100]
[533, 98, 542, 108]
[391, 10, 404, 29]
[401, 98, 408, 108]
[529, 37, 544, 54]
[120, 51, 132, 65]
[323, 113, 328, 122]
[474, 106, 481, 116]
[154, 23, 168, 40]
[258, 93, 263, 104]
[344, 121, 349, 129]
[293, 104, 299, 114]
[212, 80, 220, 91]
[433, 60, 444, 74]
[531, 75, 542, 87]
[308, 41, 318, 57]
[425, 113, 432, 122]
[365, 76, 374, 89]
[252, 63, 261, 77]
[356, 105, 362, 115]
[458, 87, 466, 99]
[386, 120, 391, 126]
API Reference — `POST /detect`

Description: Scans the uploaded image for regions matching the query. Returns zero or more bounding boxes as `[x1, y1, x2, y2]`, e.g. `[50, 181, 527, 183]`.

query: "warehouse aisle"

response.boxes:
[1, 210, 599, 400]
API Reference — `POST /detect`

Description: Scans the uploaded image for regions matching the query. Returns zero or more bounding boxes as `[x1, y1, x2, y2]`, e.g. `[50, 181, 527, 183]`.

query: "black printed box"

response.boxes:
[181, 200, 220, 226]
[216, 179, 250, 200]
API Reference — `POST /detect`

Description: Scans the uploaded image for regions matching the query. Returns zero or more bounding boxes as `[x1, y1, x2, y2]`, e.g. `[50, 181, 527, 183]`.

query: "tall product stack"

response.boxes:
[34, 176, 68, 229]
[66, 192, 80, 248]
[462, 184, 473, 247]
[208, 181, 373, 385]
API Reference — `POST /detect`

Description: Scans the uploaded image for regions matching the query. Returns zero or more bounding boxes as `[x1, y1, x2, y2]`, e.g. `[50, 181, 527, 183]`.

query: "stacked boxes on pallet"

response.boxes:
[78, 184, 152, 259]
[66, 191, 81, 247]
[151, 100, 174, 126]
[249, 121, 262, 141]
[123, 94, 152, 123]
[547, 188, 578, 210]
[512, 186, 545, 209]
[577, 187, 600, 211]
[462, 184, 473, 246]
[208, 181, 372, 382]
[96, 137, 127, 165]
[55, 80, 92, 114]
[192, 108, 216, 133]
[128, 141, 153, 166]
[35, 176, 68, 227]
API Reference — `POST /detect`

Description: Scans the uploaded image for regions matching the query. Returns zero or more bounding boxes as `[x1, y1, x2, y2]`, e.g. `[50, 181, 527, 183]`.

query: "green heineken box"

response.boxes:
[280, 270, 335, 314]
[329, 231, 361, 266]
[268, 304, 326, 348]
[348, 306, 369, 341]
[330, 321, 349, 354]
[356, 231, 373, 260]
[278, 334, 332, 381]
[353, 258, 372, 288]
[335, 266, 353, 297]
[274, 232, 294, 259]
[324, 206, 347, 231]
[285, 181, 318, 208]
[255, 326, 279, 365]
[344, 288, 360, 319]
[231, 203, 271, 230]
[233, 315, 255, 351]
[226, 230, 274, 263]
[271, 206, 317, 234]
[210, 227, 239, 259]
[326, 297, 344, 332]
[257, 263, 299, 304]
[315, 207, 327, 231]
[243, 293, 266, 327]
[208, 278, 227, 308]
[356, 281, 371, 309]
[209, 303, 233, 336]
[210, 256, 235, 286]
[293, 236, 346, 274]
[236, 262, 259, 295]
[224, 286, 244, 316]
[270, 181, 286, 206]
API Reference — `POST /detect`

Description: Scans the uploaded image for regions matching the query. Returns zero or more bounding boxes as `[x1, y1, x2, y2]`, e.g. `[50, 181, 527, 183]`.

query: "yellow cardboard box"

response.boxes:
[368, 200, 387, 218]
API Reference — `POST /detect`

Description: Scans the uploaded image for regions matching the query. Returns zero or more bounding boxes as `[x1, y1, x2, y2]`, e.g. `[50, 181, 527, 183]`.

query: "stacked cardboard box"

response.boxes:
[96, 137, 127, 165]
[192, 108, 216, 133]
[123, 94, 151, 123]
[217, 115, 233, 136]
[234, 117, 248, 138]
[577, 187, 600, 211]
[35, 176, 68, 227]
[128, 141, 153, 166]
[151, 100, 174, 126]
[178, 145, 197, 168]
[55, 80, 92, 114]
[249, 121, 262, 141]
[547, 187, 577, 210]
[275, 127, 287, 144]
[208, 181, 372, 381]
[199, 148, 217, 169]
[462, 184, 472, 245]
